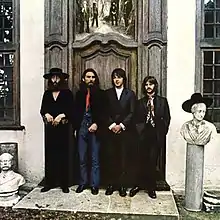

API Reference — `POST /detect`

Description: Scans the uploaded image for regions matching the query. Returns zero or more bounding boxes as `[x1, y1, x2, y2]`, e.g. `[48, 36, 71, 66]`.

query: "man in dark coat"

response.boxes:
[105, 68, 136, 197]
[129, 76, 171, 199]
[40, 68, 75, 193]
[75, 68, 105, 195]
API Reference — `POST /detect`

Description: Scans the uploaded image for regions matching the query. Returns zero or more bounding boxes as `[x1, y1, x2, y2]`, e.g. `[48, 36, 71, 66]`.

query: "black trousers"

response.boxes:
[106, 131, 128, 187]
[136, 124, 159, 190]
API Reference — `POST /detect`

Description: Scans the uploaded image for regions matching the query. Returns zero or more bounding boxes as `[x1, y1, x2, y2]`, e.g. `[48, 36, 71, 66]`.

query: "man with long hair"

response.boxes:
[40, 68, 75, 193]
[105, 68, 136, 197]
[129, 76, 171, 199]
[75, 68, 105, 195]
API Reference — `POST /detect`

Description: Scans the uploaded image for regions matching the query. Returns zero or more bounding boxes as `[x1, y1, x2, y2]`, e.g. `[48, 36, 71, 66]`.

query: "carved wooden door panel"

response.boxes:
[45, 0, 168, 190]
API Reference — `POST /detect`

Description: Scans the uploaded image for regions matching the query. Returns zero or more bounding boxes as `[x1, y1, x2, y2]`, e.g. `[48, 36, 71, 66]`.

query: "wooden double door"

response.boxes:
[44, 0, 169, 190]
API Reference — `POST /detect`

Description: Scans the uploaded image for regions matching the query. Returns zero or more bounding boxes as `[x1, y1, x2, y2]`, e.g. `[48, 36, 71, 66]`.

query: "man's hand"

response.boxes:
[115, 124, 122, 133]
[88, 123, 98, 132]
[45, 113, 53, 123]
[113, 124, 122, 134]
[52, 114, 65, 126]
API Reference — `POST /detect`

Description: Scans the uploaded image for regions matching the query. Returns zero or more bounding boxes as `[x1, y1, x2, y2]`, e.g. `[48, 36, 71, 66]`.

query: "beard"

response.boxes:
[146, 88, 155, 94]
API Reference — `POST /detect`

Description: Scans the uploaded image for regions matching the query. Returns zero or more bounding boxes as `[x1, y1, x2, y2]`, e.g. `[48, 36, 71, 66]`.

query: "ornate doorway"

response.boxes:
[45, 0, 168, 190]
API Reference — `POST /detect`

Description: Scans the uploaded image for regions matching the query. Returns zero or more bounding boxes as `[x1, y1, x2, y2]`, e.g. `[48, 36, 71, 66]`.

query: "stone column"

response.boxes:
[185, 144, 204, 211]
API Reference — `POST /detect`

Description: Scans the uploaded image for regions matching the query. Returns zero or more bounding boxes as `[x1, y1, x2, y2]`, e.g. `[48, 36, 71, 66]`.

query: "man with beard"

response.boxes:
[105, 68, 136, 197]
[129, 76, 171, 199]
[75, 68, 105, 195]
[40, 68, 75, 193]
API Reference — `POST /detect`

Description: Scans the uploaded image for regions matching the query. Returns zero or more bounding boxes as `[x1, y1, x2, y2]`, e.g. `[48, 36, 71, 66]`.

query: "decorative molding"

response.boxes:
[73, 33, 138, 49]
[143, 0, 167, 42]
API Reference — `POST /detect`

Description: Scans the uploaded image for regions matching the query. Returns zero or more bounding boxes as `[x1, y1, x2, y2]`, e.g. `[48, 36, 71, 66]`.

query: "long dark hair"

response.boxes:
[47, 75, 69, 91]
[80, 68, 100, 91]
[111, 68, 127, 87]
[141, 76, 158, 95]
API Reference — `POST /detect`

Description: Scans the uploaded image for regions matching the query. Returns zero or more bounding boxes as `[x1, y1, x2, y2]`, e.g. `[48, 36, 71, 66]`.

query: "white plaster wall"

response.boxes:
[167, 0, 220, 190]
[19, 0, 44, 185]
[167, 0, 196, 189]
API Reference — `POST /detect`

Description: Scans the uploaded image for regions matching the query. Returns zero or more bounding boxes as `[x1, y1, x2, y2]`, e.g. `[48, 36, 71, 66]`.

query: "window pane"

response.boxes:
[0, 110, 4, 118]
[214, 80, 220, 92]
[217, 0, 220, 8]
[215, 51, 220, 63]
[4, 108, 13, 120]
[213, 109, 220, 122]
[216, 11, 220, 23]
[204, 80, 213, 93]
[0, 1, 13, 43]
[205, 25, 214, 38]
[205, 0, 214, 9]
[204, 51, 213, 64]
[5, 92, 12, 107]
[205, 11, 214, 23]
[204, 66, 213, 78]
[214, 95, 220, 107]
[215, 66, 220, 78]
[216, 25, 220, 38]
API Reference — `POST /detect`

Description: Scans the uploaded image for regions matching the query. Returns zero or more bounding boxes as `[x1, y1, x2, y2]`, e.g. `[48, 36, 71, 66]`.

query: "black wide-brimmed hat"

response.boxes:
[182, 93, 212, 113]
[43, 68, 69, 79]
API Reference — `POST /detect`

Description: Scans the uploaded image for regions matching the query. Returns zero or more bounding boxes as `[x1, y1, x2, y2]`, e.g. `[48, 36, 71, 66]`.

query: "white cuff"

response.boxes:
[109, 122, 116, 130]
[120, 123, 126, 130]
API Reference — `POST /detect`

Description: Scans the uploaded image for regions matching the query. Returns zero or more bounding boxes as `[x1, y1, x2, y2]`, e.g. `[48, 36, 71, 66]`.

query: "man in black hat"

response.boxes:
[75, 68, 105, 195]
[40, 68, 75, 193]
[129, 76, 171, 199]
[180, 93, 216, 145]
[104, 68, 136, 197]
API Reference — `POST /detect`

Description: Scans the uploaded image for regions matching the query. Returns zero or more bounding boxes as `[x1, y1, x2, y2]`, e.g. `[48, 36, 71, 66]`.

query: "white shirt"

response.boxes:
[115, 87, 123, 100]
[109, 87, 126, 131]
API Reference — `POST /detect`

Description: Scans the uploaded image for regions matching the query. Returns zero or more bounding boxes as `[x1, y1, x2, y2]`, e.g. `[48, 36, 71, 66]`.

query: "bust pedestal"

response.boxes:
[185, 143, 204, 211]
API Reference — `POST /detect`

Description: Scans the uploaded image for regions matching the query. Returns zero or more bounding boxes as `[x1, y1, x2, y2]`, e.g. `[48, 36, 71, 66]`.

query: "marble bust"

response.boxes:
[0, 153, 25, 207]
[180, 93, 216, 145]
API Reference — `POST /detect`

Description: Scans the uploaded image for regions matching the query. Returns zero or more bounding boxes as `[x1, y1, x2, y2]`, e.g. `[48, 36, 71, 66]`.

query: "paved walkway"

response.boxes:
[13, 186, 179, 219]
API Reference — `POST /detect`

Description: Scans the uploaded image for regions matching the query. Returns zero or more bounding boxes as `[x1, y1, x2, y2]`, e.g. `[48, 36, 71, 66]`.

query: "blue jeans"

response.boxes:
[78, 132, 100, 187]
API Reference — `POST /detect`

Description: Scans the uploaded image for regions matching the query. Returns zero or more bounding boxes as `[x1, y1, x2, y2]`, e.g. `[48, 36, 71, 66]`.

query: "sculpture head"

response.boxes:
[191, 103, 206, 122]
[0, 153, 13, 171]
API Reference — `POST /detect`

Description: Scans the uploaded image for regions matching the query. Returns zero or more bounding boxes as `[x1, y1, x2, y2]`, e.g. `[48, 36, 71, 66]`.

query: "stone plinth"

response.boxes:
[13, 187, 179, 219]
[185, 144, 204, 211]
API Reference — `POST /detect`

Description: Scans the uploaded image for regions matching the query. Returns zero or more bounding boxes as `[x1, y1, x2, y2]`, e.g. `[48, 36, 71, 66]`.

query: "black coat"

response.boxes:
[105, 87, 136, 131]
[135, 95, 171, 147]
[40, 89, 75, 187]
[74, 86, 106, 134]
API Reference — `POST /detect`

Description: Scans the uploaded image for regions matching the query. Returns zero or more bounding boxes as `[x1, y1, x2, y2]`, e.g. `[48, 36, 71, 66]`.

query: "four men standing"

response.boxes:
[40, 67, 171, 199]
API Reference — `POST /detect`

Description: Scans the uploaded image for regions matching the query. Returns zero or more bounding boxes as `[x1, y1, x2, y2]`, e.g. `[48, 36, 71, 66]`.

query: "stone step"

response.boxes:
[13, 186, 179, 220]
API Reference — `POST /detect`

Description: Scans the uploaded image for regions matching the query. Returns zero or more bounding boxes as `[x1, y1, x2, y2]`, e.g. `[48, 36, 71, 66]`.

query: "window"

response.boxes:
[0, 0, 20, 126]
[196, 0, 220, 130]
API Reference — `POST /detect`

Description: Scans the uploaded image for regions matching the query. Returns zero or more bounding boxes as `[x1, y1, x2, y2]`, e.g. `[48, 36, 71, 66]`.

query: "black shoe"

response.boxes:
[76, 185, 85, 193]
[40, 187, 51, 193]
[105, 185, 114, 195]
[62, 187, 69, 193]
[119, 186, 127, 197]
[129, 186, 139, 197]
[148, 190, 157, 199]
[91, 187, 99, 195]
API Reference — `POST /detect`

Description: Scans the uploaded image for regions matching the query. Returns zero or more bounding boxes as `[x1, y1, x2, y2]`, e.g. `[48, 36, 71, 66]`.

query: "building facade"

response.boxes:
[0, 0, 219, 190]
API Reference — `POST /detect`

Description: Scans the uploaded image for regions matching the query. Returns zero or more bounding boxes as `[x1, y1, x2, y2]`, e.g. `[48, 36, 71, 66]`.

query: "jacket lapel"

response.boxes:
[119, 88, 128, 108]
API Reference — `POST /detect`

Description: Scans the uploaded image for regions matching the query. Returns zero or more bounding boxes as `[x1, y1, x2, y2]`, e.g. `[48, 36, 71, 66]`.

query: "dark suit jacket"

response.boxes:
[105, 87, 136, 131]
[74, 87, 106, 133]
[135, 95, 171, 147]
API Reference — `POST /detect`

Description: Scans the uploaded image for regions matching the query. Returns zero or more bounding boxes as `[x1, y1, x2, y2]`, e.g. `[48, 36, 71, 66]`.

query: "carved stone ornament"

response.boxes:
[0, 153, 25, 207]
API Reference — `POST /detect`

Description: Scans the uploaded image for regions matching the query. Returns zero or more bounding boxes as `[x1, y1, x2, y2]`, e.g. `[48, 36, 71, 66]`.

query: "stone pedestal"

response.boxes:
[185, 144, 204, 211]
